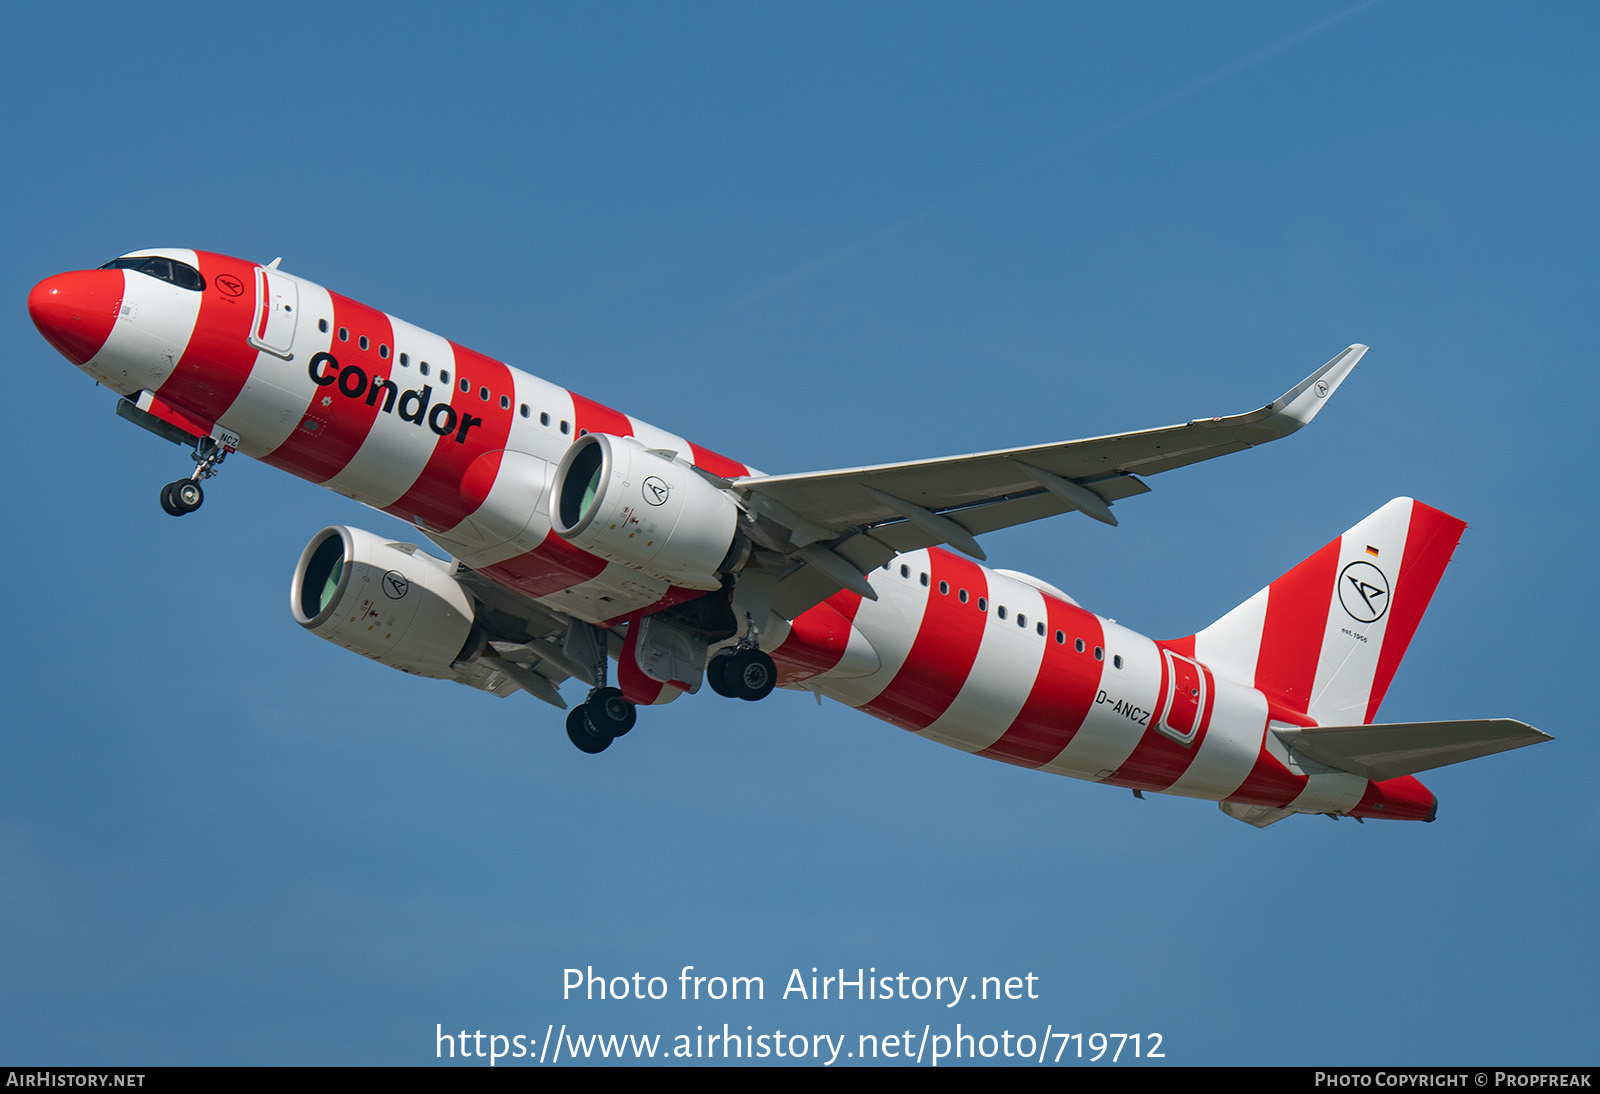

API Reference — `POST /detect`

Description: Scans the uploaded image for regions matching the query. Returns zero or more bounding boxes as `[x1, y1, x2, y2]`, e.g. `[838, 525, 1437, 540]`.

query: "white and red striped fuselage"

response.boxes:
[29, 249, 1442, 822]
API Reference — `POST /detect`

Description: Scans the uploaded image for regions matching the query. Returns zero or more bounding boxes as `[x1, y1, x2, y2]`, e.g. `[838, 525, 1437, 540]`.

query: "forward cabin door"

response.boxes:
[249, 267, 299, 359]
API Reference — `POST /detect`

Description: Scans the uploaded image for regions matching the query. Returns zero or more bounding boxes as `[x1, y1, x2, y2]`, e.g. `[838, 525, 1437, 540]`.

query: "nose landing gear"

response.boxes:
[159, 479, 204, 516]
[158, 436, 229, 517]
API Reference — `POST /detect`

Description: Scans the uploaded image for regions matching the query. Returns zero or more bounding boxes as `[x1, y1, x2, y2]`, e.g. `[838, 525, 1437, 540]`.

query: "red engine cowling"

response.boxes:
[551, 433, 747, 590]
[290, 526, 481, 678]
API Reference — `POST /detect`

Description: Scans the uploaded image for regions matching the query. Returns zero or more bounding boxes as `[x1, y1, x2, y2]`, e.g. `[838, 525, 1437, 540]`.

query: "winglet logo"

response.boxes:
[1338, 560, 1389, 623]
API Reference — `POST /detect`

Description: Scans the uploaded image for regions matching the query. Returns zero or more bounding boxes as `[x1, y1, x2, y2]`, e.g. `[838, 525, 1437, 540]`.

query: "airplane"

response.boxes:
[27, 248, 1550, 826]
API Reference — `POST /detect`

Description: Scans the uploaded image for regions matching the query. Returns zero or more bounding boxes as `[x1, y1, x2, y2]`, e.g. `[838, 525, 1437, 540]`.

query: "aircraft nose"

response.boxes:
[28, 269, 123, 366]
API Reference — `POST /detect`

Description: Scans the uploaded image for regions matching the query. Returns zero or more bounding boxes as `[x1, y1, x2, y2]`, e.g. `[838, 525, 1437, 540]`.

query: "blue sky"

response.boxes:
[2, 1, 1594, 1066]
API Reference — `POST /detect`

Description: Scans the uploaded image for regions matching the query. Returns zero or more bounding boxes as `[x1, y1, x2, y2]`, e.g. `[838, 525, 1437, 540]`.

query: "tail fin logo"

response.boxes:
[1338, 561, 1390, 623]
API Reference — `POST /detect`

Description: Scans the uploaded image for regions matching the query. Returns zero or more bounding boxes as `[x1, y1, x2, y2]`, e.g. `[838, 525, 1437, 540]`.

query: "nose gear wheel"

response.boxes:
[160, 479, 204, 516]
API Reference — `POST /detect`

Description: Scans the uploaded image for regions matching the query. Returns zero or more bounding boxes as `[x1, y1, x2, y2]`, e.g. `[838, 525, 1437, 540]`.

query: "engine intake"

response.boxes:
[552, 433, 745, 589]
[291, 526, 479, 679]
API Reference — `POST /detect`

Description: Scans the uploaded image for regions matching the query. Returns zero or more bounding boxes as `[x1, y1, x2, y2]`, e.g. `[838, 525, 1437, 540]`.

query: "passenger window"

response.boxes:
[939, 581, 949, 595]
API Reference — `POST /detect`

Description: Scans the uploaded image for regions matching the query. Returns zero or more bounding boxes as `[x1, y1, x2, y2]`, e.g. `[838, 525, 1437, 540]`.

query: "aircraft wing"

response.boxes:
[727, 345, 1365, 618]
[452, 567, 592, 708]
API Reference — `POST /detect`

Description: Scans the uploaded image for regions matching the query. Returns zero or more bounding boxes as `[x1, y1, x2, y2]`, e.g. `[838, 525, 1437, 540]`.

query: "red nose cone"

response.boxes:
[28, 270, 124, 366]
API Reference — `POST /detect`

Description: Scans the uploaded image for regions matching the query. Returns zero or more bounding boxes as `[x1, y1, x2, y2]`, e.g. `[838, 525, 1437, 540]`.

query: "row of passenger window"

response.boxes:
[884, 561, 1125, 668]
[316, 318, 572, 433]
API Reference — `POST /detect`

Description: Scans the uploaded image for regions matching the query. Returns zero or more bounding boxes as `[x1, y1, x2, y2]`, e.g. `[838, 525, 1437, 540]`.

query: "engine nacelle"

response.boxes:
[291, 526, 480, 679]
[552, 433, 745, 590]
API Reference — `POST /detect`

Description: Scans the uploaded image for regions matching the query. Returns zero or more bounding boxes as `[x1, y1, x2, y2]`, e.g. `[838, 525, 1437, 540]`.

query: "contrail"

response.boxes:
[640, 0, 1384, 350]
[1092, 0, 1384, 137]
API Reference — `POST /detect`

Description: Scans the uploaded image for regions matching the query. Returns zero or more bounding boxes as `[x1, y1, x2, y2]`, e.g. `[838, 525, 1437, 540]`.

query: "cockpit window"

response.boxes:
[98, 255, 205, 291]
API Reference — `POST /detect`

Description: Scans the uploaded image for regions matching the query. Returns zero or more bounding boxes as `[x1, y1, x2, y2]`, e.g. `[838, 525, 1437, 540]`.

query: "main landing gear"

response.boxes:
[158, 437, 228, 517]
[565, 687, 638, 754]
[706, 646, 776, 702]
[557, 616, 776, 755]
[564, 627, 639, 754]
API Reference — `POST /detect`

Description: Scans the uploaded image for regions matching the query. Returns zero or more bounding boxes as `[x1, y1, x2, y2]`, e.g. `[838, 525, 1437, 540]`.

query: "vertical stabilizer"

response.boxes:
[1189, 499, 1466, 725]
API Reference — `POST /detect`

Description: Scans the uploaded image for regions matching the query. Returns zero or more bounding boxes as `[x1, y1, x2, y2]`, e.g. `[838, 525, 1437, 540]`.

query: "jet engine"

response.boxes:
[290, 526, 481, 679]
[551, 433, 747, 590]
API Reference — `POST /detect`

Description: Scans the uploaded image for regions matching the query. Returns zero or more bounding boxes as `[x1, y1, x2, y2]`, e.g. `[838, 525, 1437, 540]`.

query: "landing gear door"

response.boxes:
[249, 267, 299, 359]
[632, 613, 707, 690]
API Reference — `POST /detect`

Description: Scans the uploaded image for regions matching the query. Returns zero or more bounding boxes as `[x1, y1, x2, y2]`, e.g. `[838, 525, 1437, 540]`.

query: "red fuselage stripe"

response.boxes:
[975, 597, 1105, 768]
[261, 291, 395, 484]
[160, 252, 260, 428]
[861, 551, 988, 732]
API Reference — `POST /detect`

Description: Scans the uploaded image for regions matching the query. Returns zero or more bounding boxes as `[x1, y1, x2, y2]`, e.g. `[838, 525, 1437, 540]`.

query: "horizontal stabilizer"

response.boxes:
[1273, 719, 1551, 782]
